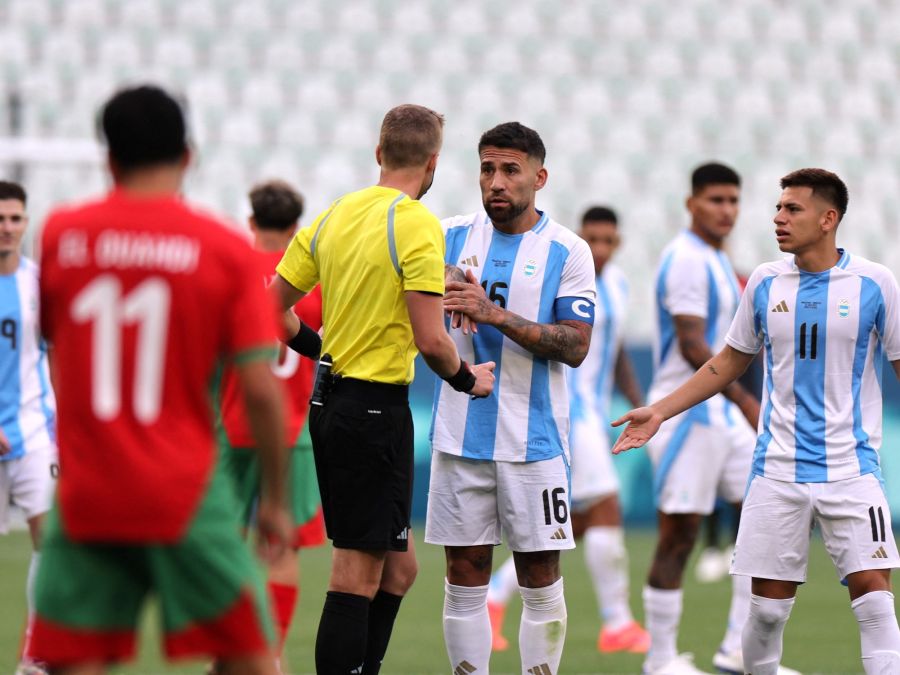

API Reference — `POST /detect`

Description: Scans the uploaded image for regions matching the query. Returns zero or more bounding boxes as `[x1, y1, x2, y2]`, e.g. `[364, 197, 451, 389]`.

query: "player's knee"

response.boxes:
[749, 594, 794, 630]
[446, 547, 493, 586]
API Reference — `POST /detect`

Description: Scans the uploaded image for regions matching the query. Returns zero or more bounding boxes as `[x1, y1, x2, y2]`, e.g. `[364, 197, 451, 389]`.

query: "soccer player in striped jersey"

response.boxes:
[613, 168, 900, 675]
[485, 206, 649, 655]
[426, 122, 596, 675]
[0, 182, 57, 675]
[640, 163, 762, 675]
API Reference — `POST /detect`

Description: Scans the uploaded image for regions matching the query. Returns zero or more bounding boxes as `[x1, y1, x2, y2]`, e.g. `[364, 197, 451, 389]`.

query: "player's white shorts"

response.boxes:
[0, 445, 58, 534]
[646, 409, 754, 515]
[569, 411, 619, 511]
[425, 451, 575, 552]
[732, 472, 900, 583]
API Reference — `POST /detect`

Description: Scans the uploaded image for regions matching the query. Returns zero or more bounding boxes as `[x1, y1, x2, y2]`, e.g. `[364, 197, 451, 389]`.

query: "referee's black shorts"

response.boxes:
[308, 378, 413, 552]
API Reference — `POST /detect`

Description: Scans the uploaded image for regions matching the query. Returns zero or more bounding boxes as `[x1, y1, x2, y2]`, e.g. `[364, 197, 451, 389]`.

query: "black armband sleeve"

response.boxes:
[443, 360, 477, 393]
[286, 321, 322, 359]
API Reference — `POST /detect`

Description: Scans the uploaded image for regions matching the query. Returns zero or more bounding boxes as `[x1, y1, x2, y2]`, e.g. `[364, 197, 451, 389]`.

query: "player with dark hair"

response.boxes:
[485, 205, 649, 655]
[271, 104, 495, 675]
[0, 181, 58, 675]
[427, 122, 596, 675]
[218, 179, 325, 669]
[639, 162, 782, 675]
[614, 167, 900, 674]
[30, 85, 291, 675]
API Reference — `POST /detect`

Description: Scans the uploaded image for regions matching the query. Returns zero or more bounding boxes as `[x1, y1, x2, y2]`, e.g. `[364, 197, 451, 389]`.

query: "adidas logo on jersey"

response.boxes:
[461, 255, 479, 267]
[395, 528, 409, 541]
[550, 528, 567, 541]
[873, 546, 889, 559]
[771, 300, 790, 313]
[454, 660, 477, 674]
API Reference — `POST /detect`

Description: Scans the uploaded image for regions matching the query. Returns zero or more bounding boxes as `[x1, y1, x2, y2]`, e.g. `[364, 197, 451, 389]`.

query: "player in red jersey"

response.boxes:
[218, 180, 326, 664]
[31, 85, 292, 675]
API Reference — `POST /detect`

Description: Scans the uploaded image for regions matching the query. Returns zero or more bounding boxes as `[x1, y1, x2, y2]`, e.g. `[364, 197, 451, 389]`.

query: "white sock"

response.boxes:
[519, 578, 566, 675]
[443, 579, 492, 675]
[741, 593, 794, 674]
[643, 586, 682, 668]
[22, 552, 40, 659]
[584, 526, 634, 631]
[851, 590, 900, 674]
[720, 573, 751, 654]
[487, 555, 519, 607]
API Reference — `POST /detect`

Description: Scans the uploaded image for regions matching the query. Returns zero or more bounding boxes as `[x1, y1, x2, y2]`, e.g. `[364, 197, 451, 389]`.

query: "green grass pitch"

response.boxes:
[0, 528, 880, 674]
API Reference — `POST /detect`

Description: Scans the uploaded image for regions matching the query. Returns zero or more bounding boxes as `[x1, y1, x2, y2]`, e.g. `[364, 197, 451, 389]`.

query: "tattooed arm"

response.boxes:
[495, 315, 591, 367]
[674, 314, 759, 426]
[611, 345, 756, 454]
[443, 279, 590, 366]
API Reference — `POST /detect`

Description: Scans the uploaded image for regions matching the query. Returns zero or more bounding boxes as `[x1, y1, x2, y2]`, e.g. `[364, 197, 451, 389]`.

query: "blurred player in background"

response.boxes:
[272, 104, 495, 675]
[0, 181, 57, 675]
[642, 163, 763, 675]
[613, 168, 900, 674]
[217, 179, 325, 669]
[428, 122, 595, 675]
[485, 205, 649, 656]
[30, 85, 291, 674]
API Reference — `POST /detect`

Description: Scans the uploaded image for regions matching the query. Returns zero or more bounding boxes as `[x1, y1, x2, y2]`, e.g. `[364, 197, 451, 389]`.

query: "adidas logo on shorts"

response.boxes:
[873, 546, 889, 559]
[395, 528, 409, 541]
[550, 528, 567, 541]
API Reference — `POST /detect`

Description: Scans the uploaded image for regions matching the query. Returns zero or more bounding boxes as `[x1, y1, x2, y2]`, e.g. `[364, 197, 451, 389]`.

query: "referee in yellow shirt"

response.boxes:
[271, 104, 495, 675]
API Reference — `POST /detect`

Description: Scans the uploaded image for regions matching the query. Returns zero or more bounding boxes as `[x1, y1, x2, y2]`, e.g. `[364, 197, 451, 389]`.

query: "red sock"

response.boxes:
[268, 581, 299, 652]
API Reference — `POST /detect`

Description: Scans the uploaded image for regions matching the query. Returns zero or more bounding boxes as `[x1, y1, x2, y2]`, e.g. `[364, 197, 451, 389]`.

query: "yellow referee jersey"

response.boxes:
[276, 185, 445, 385]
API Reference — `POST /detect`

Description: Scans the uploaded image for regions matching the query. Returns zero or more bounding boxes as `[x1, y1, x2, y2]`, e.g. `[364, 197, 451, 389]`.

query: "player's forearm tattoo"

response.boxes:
[496, 314, 590, 366]
[707, 363, 719, 375]
[444, 264, 467, 285]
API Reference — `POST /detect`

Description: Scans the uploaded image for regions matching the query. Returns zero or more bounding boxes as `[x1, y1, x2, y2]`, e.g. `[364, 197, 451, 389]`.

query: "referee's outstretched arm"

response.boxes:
[407, 289, 495, 398]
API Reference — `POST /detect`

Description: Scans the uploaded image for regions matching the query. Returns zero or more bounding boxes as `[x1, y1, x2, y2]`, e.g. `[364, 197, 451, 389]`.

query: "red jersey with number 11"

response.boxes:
[40, 190, 280, 542]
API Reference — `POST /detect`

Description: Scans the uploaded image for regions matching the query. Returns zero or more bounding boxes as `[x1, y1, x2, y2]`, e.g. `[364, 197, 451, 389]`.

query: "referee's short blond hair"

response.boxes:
[379, 104, 444, 170]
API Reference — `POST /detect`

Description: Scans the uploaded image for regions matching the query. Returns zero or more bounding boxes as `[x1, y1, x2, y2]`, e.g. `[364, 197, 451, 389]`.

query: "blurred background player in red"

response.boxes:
[30, 85, 292, 675]
[218, 179, 326, 669]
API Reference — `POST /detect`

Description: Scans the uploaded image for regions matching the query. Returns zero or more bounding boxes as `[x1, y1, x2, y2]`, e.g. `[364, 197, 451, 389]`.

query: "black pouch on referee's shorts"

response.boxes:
[310, 353, 341, 407]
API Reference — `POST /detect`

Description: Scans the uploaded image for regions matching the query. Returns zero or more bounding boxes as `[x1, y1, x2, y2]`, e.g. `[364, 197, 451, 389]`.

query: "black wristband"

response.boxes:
[286, 321, 322, 358]
[444, 360, 477, 393]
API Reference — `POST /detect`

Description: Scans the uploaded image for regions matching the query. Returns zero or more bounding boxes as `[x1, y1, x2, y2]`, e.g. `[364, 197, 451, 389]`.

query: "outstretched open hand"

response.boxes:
[610, 406, 664, 454]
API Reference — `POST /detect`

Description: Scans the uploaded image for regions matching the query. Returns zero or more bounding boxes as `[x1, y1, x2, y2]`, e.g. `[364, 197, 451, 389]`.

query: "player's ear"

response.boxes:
[821, 207, 839, 233]
[426, 152, 438, 173]
[534, 165, 548, 191]
[248, 216, 259, 233]
[375, 145, 383, 167]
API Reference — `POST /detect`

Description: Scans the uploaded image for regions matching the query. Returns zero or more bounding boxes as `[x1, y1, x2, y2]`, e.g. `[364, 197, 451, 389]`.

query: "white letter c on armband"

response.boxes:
[572, 299, 591, 318]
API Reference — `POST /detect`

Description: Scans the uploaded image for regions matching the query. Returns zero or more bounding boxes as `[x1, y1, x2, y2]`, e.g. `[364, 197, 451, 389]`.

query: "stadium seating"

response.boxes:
[1, 0, 898, 339]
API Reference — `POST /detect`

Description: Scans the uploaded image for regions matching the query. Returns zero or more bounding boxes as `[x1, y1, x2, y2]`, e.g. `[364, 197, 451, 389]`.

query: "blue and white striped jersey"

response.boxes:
[0, 257, 56, 461]
[725, 250, 900, 483]
[568, 264, 629, 426]
[430, 211, 596, 462]
[650, 230, 741, 426]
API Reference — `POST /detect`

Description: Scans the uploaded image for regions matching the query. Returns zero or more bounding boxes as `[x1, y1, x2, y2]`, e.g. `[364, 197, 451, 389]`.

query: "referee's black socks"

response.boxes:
[362, 590, 404, 675]
[316, 591, 369, 674]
